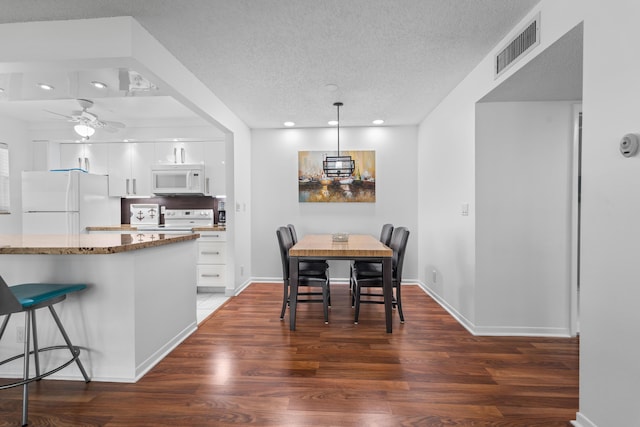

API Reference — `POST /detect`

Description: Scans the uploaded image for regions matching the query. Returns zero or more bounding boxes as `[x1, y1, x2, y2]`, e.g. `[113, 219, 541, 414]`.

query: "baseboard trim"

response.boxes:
[572, 412, 597, 427]
[415, 281, 572, 337]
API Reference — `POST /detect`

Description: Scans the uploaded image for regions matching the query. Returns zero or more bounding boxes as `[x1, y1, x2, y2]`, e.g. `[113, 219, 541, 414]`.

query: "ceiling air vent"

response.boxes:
[495, 13, 540, 78]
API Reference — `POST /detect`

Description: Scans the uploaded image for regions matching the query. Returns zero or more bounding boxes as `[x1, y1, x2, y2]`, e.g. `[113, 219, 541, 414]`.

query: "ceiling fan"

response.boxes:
[46, 98, 126, 135]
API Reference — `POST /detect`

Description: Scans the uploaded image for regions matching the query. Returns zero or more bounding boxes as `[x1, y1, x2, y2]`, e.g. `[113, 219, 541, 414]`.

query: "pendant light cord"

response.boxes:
[334, 101, 343, 156]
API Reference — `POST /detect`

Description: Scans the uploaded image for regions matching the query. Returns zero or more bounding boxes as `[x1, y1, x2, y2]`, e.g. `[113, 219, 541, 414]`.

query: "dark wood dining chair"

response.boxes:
[350, 223, 393, 304]
[277, 226, 330, 324]
[352, 227, 410, 324]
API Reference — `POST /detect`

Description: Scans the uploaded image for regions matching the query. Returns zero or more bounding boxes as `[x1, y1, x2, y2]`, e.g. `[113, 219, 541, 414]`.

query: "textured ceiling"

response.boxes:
[0, 0, 540, 129]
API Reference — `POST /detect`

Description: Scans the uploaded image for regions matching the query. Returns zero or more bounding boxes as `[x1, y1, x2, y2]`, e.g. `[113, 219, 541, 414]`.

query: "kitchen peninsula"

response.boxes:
[0, 233, 199, 383]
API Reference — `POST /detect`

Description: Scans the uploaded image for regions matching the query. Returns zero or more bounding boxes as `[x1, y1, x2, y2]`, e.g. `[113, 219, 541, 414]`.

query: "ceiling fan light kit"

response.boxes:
[73, 123, 95, 139]
[46, 98, 126, 139]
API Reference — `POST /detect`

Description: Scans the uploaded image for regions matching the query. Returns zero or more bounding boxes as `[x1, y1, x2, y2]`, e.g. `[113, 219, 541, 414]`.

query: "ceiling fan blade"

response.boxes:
[44, 109, 76, 121]
[104, 120, 126, 129]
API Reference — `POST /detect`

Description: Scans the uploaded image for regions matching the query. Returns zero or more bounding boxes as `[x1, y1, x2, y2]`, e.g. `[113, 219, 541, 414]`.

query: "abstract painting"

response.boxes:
[298, 150, 375, 203]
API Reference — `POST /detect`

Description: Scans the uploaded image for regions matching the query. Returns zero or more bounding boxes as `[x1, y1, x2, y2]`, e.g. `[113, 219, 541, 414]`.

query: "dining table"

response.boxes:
[289, 234, 394, 332]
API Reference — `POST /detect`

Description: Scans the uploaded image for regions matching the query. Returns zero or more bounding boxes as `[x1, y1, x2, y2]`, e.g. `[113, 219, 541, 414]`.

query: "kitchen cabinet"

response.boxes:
[59, 143, 109, 174]
[154, 142, 204, 165]
[203, 141, 226, 196]
[107, 142, 154, 197]
[197, 230, 226, 292]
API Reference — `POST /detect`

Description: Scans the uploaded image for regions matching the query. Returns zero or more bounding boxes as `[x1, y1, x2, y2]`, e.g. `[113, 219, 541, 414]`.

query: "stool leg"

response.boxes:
[48, 306, 90, 382]
[0, 313, 11, 341]
[31, 310, 41, 379]
[22, 311, 31, 427]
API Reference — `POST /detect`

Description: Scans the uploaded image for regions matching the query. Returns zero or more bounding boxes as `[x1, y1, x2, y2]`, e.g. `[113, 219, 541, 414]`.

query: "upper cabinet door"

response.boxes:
[83, 143, 109, 175]
[154, 142, 205, 165]
[203, 141, 226, 197]
[107, 143, 153, 197]
[59, 143, 108, 174]
[130, 143, 154, 196]
[60, 144, 86, 170]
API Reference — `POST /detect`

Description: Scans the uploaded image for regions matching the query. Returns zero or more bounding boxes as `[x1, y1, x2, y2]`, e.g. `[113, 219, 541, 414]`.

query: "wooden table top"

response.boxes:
[0, 233, 198, 255]
[289, 234, 392, 258]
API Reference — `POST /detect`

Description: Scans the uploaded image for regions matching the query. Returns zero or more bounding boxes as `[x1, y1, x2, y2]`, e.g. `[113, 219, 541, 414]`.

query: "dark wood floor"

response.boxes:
[0, 283, 578, 426]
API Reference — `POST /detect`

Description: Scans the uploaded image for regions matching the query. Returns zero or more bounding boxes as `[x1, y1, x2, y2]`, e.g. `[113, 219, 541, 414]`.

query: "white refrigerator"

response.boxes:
[22, 171, 114, 234]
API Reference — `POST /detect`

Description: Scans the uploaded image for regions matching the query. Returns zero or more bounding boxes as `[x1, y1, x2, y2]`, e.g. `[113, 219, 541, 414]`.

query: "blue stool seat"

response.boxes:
[0, 276, 90, 426]
[10, 283, 87, 308]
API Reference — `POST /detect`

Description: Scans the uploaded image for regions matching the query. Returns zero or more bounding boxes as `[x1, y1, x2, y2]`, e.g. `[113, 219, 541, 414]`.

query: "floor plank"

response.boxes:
[0, 283, 579, 426]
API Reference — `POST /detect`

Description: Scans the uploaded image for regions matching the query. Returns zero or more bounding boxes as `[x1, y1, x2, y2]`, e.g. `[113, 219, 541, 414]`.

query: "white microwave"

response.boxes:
[151, 164, 207, 195]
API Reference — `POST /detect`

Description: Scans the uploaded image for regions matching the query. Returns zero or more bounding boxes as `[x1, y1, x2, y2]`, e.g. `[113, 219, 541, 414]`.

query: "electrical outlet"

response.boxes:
[240, 266, 244, 276]
[432, 270, 437, 283]
[16, 326, 25, 343]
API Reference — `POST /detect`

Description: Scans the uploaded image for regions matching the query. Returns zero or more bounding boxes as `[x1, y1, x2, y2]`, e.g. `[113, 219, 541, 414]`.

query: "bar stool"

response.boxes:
[0, 275, 91, 426]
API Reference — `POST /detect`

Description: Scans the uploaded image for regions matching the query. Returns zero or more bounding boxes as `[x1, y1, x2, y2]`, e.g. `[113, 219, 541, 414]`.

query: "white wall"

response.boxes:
[251, 126, 418, 281]
[0, 116, 30, 233]
[577, 1, 640, 426]
[419, 0, 640, 425]
[475, 101, 575, 335]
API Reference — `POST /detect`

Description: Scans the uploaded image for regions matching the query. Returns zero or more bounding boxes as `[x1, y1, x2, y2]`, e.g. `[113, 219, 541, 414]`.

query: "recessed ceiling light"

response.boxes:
[283, 121, 295, 127]
[328, 120, 338, 126]
[91, 81, 108, 89]
[324, 84, 339, 92]
[372, 119, 384, 125]
[37, 83, 54, 91]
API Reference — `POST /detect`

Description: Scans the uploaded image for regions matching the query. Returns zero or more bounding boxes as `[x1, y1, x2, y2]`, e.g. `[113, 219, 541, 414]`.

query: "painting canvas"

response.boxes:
[298, 150, 376, 203]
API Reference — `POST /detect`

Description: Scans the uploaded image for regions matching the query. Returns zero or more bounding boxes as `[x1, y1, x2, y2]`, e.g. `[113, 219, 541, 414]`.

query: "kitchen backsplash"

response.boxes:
[121, 196, 221, 225]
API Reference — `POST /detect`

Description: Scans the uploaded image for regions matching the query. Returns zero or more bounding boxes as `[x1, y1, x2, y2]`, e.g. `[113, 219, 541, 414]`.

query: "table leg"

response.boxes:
[383, 257, 393, 333]
[289, 256, 299, 331]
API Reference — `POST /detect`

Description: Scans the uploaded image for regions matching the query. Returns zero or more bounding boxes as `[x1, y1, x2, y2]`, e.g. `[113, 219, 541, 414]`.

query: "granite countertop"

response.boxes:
[86, 225, 226, 232]
[0, 233, 199, 255]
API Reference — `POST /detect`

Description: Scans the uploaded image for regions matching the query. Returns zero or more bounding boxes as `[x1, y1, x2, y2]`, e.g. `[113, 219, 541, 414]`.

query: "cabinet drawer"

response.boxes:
[197, 241, 226, 263]
[198, 231, 226, 241]
[197, 265, 226, 285]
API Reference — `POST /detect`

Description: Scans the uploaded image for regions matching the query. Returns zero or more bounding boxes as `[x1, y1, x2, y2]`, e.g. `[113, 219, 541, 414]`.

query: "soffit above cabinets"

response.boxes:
[0, 67, 224, 140]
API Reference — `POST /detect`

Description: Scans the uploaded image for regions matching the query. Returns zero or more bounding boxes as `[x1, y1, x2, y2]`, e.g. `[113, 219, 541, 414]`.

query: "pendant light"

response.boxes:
[323, 102, 354, 178]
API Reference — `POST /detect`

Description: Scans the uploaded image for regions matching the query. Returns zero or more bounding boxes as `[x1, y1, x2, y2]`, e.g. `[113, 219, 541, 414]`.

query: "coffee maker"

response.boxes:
[217, 200, 226, 226]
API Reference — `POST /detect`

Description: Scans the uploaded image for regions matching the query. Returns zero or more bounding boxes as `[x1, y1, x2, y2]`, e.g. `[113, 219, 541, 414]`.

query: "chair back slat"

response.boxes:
[287, 224, 298, 244]
[276, 226, 294, 282]
[388, 227, 410, 282]
[379, 223, 394, 246]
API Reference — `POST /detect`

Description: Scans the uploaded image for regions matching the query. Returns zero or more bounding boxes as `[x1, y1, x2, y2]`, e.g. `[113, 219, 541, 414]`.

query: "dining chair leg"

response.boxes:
[353, 282, 361, 324]
[323, 283, 329, 325]
[396, 284, 405, 323]
[280, 281, 288, 320]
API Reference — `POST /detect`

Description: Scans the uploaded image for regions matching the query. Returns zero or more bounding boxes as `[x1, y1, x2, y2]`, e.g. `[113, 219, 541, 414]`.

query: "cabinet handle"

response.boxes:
[126, 178, 130, 195]
[84, 157, 90, 172]
[78, 157, 83, 169]
[206, 177, 210, 194]
[202, 251, 220, 255]
[202, 274, 221, 278]
[181, 147, 185, 163]
[173, 147, 177, 164]
[132, 178, 137, 194]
